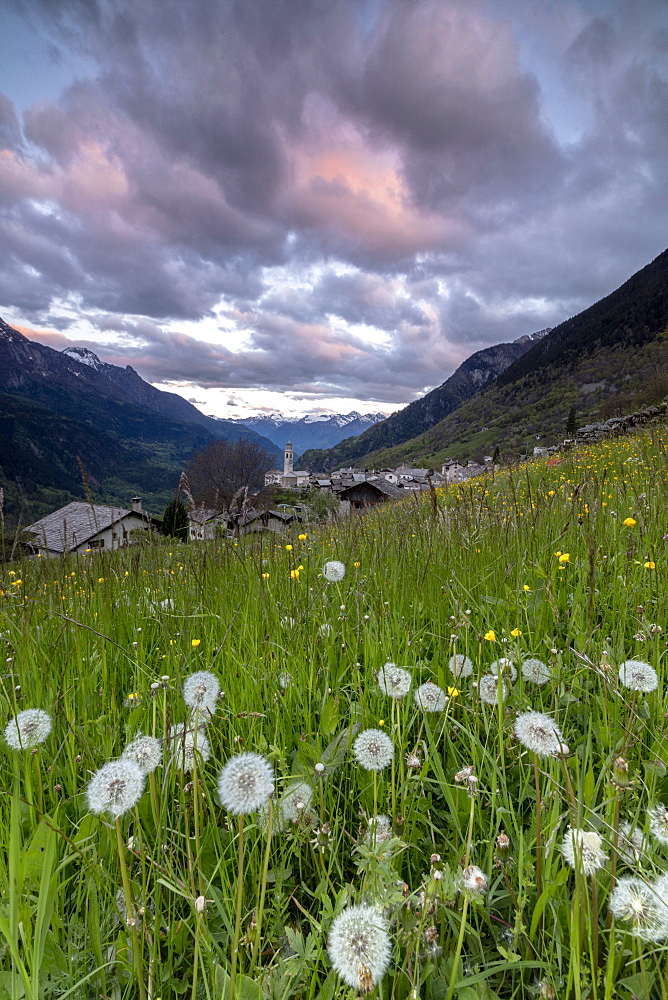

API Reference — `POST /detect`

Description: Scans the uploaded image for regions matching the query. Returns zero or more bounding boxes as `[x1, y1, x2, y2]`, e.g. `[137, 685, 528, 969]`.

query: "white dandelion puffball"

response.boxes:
[122, 734, 162, 775]
[353, 729, 394, 771]
[462, 865, 488, 893]
[490, 657, 517, 682]
[478, 674, 508, 705]
[377, 663, 412, 699]
[218, 752, 275, 815]
[618, 821, 646, 864]
[328, 904, 391, 991]
[319, 623, 333, 637]
[648, 804, 668, 845]
[561, 827, 607, 875]
[521, 658, 551, 685]
[278, 781, 314, 826]
[183, 670, 220, 716]
[364, 814, 393, 848]
[4, 708, 52, 749]
[414, 682, 447, 713]
[449, 654, 474, 679]
[514, 711, 568, 758]
[87, 759, 146, 819]
[322, 560, 346, 582]
[618, 659, 658, 693]
[609, 877, 668, 942]
[168, 723, 211, 773]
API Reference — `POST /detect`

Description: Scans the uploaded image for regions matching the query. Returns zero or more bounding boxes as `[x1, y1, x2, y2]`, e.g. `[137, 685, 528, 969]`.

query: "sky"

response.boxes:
[1, 0, 667, 419]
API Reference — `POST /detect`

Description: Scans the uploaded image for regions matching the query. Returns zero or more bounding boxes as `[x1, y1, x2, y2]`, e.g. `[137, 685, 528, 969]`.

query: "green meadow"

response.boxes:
[0, 427, 667, 1000]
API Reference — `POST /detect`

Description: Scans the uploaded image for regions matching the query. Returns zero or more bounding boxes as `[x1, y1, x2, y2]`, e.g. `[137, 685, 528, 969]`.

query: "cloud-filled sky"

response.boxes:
[1, 0, 667, 417]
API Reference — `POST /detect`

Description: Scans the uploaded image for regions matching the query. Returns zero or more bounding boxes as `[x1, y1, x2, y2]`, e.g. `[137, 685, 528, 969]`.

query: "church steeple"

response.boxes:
[284, 441, 294, 476]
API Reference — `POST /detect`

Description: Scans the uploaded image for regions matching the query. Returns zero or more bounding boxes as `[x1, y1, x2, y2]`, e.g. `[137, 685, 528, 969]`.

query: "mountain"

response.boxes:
[298, 332, 548, 471]
[0, 318, 281, 523]
[0, 319, 279, 458]
[339, 248, 668, 470]
[228, 411, 387, 456]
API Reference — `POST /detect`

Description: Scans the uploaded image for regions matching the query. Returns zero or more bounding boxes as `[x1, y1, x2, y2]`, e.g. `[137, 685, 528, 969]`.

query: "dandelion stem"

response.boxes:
[115, 817, 147, 1000]
[228, 814, 245, 1000]
[445, 895, 469, 1000]
[533, 754, 543, 905]
[250, 797, 273, 976]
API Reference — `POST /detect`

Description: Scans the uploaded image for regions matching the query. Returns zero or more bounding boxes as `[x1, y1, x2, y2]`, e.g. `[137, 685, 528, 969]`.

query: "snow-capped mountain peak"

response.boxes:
[62, 346, 105, 370]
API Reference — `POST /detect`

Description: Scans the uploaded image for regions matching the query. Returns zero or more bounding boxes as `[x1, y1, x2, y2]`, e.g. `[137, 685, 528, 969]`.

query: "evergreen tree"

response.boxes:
[492, 445, 500, 465]
[566, 405, 577, 436]
[161, 496, 188, 540]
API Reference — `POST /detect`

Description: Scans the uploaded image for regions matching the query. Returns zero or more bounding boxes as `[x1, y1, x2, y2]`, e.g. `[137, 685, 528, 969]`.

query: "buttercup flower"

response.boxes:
[618, 660, 658, 693]
[218, 752, 274, 815]
[561, 827, 607, 875]
[328, 904, 391, 992]
[623, 517, 637, 527]
[353, 729, 394, 771]
[322, 560, 346, 582]
[4, 709, 52, 750]
[484, 630, 496, 641]
[449, 654, 474, 679]
[183, 670, 220, 716]
[122, 734, 162, 775]
[414, 682, 447, 712]
[377, 663, 412, 699]
[87, 759, 145, 819]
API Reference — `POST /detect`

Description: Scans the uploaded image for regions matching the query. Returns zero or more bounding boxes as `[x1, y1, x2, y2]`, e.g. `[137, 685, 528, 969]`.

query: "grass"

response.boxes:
[0, 425, 667, 999]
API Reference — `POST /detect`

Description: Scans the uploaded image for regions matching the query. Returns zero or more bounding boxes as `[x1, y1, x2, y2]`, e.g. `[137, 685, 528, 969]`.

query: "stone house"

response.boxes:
[25, 498, 159, 557]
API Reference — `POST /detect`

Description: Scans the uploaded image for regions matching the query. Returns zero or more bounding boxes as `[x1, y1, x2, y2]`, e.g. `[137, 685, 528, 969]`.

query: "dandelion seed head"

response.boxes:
[609, 877, 668, 942]
[353, 729, 394, 771]
[618, 821, 645, 864]
[462, 865, 488, 893]
[618, 659, 658, 693]
[521, 658, 551, 685]
[377, 663, 412, 699]
[182, 670, 220, 715]
[122, 734, 162, 775]
[414, 682, 447, 713]
[217, 752, 275, 815]
[648, 804, 668, 845]
[490, 658, 517, 682]
[278, 781, 314, 826]
[514, 711, 568, 757]
[449, 654, 474, 678]
[363, 814, 393, 848]
[87, 759, 145, 819]
[4, 708, 52, 750]
[328, 904, 391, 991]
[477, 674, 508, 705]
[561, 827, 607, 875]
[322, 560, 346, 582]
[168, 722, 210, 773]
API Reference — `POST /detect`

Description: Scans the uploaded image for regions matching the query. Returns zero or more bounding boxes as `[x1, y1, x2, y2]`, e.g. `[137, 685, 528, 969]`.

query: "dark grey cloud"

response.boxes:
[2, 0, 668, 405]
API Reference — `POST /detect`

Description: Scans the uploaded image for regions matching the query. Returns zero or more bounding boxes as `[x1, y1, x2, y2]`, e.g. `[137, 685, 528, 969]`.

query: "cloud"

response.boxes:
[1, 0, 667, 408]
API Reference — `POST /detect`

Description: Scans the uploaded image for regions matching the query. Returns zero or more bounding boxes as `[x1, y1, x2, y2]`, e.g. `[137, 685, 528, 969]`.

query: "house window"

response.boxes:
[89, 539, 105, 548]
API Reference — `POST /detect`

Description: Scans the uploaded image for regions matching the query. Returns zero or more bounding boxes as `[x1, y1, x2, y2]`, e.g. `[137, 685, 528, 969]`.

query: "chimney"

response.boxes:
[131, 497, 142, 513]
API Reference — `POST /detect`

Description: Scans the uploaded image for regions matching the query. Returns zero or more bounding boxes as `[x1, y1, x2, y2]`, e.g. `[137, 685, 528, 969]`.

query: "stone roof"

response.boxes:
[25, 501, 157, 553]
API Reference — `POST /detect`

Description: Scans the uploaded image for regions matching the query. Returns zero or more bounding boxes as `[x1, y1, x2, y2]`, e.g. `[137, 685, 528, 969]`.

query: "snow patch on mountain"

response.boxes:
[62, 346, 105, 370]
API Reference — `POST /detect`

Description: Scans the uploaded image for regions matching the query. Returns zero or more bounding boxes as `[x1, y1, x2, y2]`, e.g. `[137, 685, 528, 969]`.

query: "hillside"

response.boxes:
[343, 248, 668, 470]
[298, 334, 546, 471]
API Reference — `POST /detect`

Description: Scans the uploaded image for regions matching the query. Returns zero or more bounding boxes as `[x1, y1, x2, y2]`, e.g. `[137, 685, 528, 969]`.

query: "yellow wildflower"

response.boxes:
[11, 579, 22, 586]
[290, 569, 300, 580]
[354, 561, 361, 568]
[558, 553, 570, 563]
[447, 687, 460, 697]
[298, 533, 307, 541]
[511, 628, 522, 637]
[484, 630, 496, 641]
[261, 572, 269, 579]
[623, 517, 636, 526]
[644, 561, 656, 569]
[285, 544, 293, 551]
[191, 639, 201, 647]
[523, 585, 531, 592]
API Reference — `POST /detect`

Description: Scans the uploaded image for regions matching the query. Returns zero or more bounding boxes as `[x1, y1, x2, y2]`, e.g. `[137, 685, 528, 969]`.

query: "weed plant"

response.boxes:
[0, 427, 667, 999]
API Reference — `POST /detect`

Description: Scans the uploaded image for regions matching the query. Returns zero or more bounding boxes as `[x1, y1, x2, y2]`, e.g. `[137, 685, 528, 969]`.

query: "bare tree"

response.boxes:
[185, 439, 275, 512]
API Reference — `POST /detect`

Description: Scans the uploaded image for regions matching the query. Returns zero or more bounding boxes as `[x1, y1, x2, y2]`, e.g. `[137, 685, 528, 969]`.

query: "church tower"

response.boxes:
[284, 441, 294, 477]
